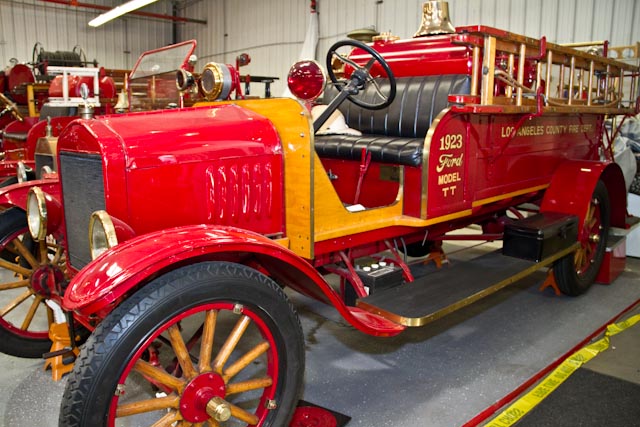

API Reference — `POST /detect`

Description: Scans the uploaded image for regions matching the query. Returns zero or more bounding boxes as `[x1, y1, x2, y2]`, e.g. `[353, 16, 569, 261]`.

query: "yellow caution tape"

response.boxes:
[484, 313, 640, 427]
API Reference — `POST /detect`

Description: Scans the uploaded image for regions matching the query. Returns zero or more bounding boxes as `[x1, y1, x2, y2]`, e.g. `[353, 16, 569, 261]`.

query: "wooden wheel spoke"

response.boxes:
[198, 310, 218, 373]
[149, 410, 181, 427]
[212, 315, 251, 374]
[585, 203, 594, 222]
[51, 245, 64, 265]
[226, 376, 273, 396]
[20, 294, 43, 330]
[0, 258, 32, 277]
[585, 244, 594, 259]
[0, 278, 30, 291]
[0, 289, 33, 316]
[38, 239, 48, 264]
[167, 325, 198, 380]
[116, 394, 180, 418]
[133, 360, 186, 392]
[576, 249, 586, 269]
[229, 402, 259, 425]
[11, 239, 39, 269]
[223, 341, 270, 382]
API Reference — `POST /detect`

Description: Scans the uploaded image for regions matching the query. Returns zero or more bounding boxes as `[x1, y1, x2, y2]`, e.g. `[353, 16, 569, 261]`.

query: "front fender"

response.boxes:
[541, 160, 626, 229]
[0, 178, 60, 211]
[63, 224, 406, 337]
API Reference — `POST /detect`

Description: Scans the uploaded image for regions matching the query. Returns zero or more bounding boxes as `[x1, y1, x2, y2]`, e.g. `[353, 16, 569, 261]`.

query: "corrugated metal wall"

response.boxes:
[180, 0, 640, 96]
[2, 0, 639, 94]
[0, 0, 173, 71]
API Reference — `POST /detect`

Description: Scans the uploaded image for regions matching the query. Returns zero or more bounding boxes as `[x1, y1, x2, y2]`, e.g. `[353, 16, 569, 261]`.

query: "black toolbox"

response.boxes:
[503, 212, 578, 262]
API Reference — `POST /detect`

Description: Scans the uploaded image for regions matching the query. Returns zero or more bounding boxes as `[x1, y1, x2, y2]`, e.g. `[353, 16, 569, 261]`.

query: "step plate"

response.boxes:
[356, 244, 578, 327]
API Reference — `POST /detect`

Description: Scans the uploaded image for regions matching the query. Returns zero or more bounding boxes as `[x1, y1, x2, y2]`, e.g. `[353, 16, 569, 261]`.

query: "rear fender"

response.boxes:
[63, 225, 405, 337]
[0, 179, 61, 211]
[541, 160, 626, 231]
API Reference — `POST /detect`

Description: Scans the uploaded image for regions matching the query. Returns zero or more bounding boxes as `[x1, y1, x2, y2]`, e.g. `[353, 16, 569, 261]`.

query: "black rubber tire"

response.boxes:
[0, 176, 18, 188]
[554, 181, 610, 296]
[59, 261, 305, 427]
[0, 207, 52, 358]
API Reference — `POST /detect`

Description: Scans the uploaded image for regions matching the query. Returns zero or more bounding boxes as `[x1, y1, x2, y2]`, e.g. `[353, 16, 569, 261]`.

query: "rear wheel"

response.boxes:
[554, 181, 610, 296]
[60, 261, 305, 427]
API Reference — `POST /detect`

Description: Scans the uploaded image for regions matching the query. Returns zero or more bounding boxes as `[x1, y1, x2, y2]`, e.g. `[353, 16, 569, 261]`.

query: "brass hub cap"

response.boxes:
[179, 371, 227, 423]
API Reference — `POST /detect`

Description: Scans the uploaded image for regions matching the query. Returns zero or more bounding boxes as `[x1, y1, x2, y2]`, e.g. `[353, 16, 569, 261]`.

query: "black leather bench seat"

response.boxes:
[315, 74, 470, 167]
[314, 134, 425, 166]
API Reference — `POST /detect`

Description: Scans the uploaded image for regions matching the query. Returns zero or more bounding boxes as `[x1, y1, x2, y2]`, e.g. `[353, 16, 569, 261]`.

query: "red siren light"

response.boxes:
[287, 60, 326, 101]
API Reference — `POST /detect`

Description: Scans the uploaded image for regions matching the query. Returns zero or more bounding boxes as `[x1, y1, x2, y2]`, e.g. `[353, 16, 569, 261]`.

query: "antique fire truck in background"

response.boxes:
[0, 44, 119, 186]
[0, 39, 203, 186]
[0, 2, 638, 425]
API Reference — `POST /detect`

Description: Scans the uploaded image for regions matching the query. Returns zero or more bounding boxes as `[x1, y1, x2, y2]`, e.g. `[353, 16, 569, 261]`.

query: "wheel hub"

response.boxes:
[30, 265, 64, 297]
[180, 372, 227, 422]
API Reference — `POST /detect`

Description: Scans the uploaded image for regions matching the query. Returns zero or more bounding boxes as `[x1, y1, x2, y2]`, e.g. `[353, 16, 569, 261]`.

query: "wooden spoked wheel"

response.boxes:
[112, 304, 279, 426]
[554, 181, 610, 296]
[0, 208, 66, 358]
[60, 262, 304, 427]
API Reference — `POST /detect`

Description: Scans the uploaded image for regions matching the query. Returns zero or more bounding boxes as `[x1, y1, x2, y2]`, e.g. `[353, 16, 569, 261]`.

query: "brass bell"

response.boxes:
[414, 1, 456, 37]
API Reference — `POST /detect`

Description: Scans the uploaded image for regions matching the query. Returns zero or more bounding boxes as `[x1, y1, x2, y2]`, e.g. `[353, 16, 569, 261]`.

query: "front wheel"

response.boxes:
[554, 181, 610, 296]
[60, 261, 305, 427]
[0, 207, 62, 358]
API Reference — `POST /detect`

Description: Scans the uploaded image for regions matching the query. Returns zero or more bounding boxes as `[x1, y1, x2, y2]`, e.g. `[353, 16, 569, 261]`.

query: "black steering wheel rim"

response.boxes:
[325, 39, 396, 110]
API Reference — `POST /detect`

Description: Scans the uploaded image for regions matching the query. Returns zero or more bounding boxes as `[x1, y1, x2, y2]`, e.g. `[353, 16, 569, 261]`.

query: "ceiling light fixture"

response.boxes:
[88, 0, 161, 27]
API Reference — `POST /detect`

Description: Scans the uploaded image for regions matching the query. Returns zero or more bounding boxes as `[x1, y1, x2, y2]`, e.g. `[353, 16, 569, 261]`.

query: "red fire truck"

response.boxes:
[0, 40, 202, 187]
[0, 8, 638, 426]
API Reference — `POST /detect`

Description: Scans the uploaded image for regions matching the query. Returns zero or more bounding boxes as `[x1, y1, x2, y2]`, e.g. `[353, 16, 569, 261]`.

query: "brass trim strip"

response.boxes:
[471, 184, 548, 208]
[357, 243, 580, 327]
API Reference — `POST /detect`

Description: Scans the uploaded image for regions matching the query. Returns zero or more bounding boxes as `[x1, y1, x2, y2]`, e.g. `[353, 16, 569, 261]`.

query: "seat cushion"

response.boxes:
[315, 74, 470, 166]
[314, 134, 425, 166]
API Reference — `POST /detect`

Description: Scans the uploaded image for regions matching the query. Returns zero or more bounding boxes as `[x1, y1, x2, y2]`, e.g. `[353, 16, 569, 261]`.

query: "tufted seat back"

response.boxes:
[315, 74, 470, 166]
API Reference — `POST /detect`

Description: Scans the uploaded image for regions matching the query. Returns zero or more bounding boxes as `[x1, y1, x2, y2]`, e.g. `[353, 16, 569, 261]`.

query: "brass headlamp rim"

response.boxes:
[89, 210, 119, 260]
[27, 187, 47, 241]
[201, 62, 225, 100]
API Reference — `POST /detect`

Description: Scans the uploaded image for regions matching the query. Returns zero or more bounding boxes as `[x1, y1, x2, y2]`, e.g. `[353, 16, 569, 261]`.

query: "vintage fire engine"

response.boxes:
[0, 2, 638, 425]
[0, 40, 203, 186]
[0, 66, 117, 186]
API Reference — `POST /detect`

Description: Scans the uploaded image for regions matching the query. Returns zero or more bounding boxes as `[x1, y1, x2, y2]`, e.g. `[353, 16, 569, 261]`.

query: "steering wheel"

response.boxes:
[325, 39, 396, 110]
[0, 93, 23, 122]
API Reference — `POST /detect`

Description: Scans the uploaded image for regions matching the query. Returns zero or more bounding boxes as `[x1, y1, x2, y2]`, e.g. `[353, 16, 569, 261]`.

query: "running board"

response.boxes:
[356, 243, 579, 327]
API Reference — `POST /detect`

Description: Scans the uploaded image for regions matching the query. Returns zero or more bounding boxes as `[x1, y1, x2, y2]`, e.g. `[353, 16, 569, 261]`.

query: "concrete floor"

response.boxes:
[0, 243, 639, 427]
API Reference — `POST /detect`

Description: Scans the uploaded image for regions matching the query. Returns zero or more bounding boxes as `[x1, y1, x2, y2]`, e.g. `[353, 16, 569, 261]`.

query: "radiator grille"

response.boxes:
[59, 151, 105, 270]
